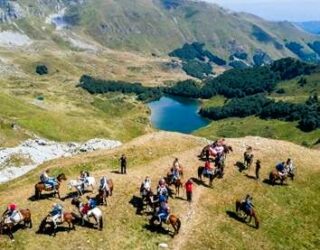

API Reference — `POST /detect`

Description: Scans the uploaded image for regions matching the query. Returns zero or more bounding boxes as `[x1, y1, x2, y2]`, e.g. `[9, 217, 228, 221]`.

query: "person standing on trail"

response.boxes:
[255, 160, 261, 180]
[185, 179, 193, 202]
[120, 154, 127, 174]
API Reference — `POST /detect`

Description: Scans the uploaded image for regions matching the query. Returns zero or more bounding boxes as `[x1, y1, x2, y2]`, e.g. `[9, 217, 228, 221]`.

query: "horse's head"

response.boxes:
[57, 173, 67, 182]
[71, 197, 81, 207]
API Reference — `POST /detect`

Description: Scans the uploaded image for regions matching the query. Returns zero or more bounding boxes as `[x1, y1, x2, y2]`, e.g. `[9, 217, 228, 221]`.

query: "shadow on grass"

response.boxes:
[129, 195, 144, 215]
[234, 161, 247, 173]
[143, 224, 174, 237]
[28, 192, 56, 201]
[245, 174, 258, 180]
[263, 179, 288, 186]
[191, 177, 212, 189]
[226, 211, 257, 229]
[110, 170, 123, 175]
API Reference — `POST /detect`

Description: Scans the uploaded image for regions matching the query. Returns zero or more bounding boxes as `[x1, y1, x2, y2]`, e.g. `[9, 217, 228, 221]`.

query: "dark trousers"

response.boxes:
[255, 169, 260, 179]
[121, 165, 126, 174]
[186, 191, 192, 202]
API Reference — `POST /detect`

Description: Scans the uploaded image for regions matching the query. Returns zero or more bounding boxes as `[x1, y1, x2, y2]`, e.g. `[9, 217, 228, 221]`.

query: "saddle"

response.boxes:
[4, 211, 23, 225]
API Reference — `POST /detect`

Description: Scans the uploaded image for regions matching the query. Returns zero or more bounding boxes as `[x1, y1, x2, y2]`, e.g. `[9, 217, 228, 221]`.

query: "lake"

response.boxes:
[148, 96, 210, 133]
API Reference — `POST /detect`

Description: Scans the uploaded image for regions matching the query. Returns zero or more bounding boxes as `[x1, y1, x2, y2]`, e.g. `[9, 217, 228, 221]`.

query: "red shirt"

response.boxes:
[205, 161, 212, 170]
[185, 181, 193, 192]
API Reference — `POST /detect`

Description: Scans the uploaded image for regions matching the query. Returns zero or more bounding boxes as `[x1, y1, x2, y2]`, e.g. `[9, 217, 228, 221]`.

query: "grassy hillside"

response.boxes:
[196, 72, 320, 147]
[0, 132, 319, 249]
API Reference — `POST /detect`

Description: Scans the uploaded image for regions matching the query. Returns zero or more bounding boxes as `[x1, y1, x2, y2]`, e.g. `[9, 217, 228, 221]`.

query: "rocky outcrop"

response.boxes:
[0, 0, 24, 22]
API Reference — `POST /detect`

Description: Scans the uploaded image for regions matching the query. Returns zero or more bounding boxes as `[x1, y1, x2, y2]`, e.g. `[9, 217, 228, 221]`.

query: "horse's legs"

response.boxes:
[8, 227, 14, 241]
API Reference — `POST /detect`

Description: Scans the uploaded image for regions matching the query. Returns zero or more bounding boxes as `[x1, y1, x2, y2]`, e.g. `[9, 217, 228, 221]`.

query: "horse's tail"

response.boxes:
[236, 200, 241, 213]
[252, 211, 259, 229]
[99, 216, 103, 230]
[176, 218, 181, 234]
[34, 185, 39, 199]
[198, 166, 203, 179]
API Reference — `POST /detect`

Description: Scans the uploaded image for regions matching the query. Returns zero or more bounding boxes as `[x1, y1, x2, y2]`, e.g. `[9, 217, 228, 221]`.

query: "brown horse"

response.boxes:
[244, 152, 254, 170]
[199, 144, 233, 161]
[150, 214, 181, 235]
[235, 200, 259, 229]
[34, 173, 67, 200]
[0, 209, 32, 240]
[96, 179, 114, 205]
[38, 212, 76, 236]
[269, 170, 287, 185]
[165, 176, 183, 197]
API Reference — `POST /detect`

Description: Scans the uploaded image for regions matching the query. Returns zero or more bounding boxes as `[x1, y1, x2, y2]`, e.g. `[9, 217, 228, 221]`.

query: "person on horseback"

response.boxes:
[86, 196, 97, 209]
[79, 171, 89, 191]
[140, 176, 152, 196]
[157, 200, 170, 223]
[99, 176, 110, 194]
[243, 194, 254, 214]
[49, 203, 63, 229]
[276, 162, 286, 178]
[203, 160, 213, 176]
[157, 179, 168, 200]
[2, 203, 19, 224]
[170, 164, 180, 184]
[40, 169, 57, 190]
[285, 158, 294, 174]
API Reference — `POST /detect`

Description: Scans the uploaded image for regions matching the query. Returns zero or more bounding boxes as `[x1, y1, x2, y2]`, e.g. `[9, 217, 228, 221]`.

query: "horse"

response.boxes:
[34, 173, 67, 200]
[140, 189, 158, 213]
[197, 166, 220, 186]
[68, 176, 96, 196]
[235, 200, 259, 229]
[165, 176, 183, 197]
[71, 198, 103, 230]
[149, 214, 181, 235]
[38, 212, 76, 236]
[223, 145, 233, 160]
[0, 209, 32, 240]
[269, 169, 287, 185]
[244, 152, 254, 170]
[199, 144, 233, 161]
[96, 179, 113, 205]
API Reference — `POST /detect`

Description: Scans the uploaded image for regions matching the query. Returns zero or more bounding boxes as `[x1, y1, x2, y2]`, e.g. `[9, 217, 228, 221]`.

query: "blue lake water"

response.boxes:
[148, 96, 210, 134]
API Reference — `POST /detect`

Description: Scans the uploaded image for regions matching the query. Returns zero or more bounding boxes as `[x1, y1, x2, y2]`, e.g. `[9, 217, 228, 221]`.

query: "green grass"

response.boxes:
[194, 116, 320, 147]
[201, 95, 226, 109]
[0, 92, 149, 144]
[270, 73, 320, 103]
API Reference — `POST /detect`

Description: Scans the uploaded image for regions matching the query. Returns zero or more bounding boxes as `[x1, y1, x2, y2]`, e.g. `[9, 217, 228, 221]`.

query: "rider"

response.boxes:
[276, 162, 286, 178]
[79, 171, 89, 190]
[99, 176, 110, 194]
[243, 194, 254, 213]
[157, 200, 170, 223]
[285, 158, 294, 173]
[40, 169, 57, 189]
[50, 203, 63, 229]
[140, 176, 152, 196]
[170, 164, 180, 183]
[157, 178, 168, 200]
[2, 203, 19, 223]
[203, 160, 213, 176]
[86, 196, 97, 209]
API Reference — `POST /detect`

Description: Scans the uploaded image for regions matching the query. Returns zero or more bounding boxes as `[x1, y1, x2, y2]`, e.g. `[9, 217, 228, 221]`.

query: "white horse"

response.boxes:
[68, 177, 96, 196]
[71, 198, 103, 230]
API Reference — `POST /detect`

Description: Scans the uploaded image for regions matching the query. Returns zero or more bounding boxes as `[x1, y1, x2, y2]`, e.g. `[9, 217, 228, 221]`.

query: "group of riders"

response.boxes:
[1, 170, 111, 232]
[1, 138, 298, 238]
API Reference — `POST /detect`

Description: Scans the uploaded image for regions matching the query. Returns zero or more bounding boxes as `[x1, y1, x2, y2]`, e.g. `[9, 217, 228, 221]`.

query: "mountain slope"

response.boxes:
[0, 132, 319, 249]
[0, 0, 319, 64]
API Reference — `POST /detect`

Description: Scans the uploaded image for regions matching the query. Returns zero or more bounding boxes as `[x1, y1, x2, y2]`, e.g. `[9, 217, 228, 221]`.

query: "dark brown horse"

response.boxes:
[235, 200, 259, 229]
[96, 179, 114, 205]
[150, 214, 181, 235]
[269, 170, 287, 185]
[244, 152, 254, 170]
[0, 209, 32, 240]
[165, 176, 183, 197]
[34, 173, 67, 200]
[197, 166, 219, 186]
[38, 212, 76, 236]
[199, 144, 233, 161]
